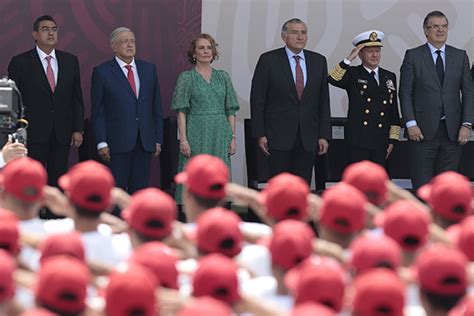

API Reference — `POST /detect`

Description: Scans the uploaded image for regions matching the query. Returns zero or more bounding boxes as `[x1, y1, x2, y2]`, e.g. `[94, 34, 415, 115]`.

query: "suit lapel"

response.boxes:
[109, 59, 137, 99]
[443, 45, 455, 90]
[29, 50, 52, 94]
[421, 44, 441, 88]
[135, 60, 144, 100]
[55, 51, 63, 92]
[278, 48, 299, 100]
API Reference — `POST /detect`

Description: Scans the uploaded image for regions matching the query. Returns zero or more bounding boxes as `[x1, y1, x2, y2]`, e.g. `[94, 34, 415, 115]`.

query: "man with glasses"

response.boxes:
[399, 10, 474, 190]
[8, 15, 85, 218]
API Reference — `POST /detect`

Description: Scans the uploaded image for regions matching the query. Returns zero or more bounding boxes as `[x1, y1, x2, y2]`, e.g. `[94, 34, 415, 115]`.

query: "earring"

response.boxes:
[192, 57, 196, 62]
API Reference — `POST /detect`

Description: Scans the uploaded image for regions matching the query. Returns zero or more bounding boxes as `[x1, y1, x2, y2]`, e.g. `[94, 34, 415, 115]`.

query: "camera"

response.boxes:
[0, 77, 27, 144]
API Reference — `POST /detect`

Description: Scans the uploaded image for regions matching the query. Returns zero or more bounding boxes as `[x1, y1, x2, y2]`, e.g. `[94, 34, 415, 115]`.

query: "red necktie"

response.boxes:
[125, 64, 137, 97]
[293, 55, 304, 100]
[45, 56, 55, 92]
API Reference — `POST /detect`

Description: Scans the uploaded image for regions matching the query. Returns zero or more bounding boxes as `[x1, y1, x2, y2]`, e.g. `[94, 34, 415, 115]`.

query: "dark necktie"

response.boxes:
[370, 70, 378, 86]
[435, 50, 446, 118]
[125, 64, 137, 97]
[293, 55, 304, 100]
[435, 50, 444, 85]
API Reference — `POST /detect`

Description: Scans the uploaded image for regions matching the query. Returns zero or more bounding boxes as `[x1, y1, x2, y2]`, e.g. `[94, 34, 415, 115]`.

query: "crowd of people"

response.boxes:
[1, 7, 474, 316]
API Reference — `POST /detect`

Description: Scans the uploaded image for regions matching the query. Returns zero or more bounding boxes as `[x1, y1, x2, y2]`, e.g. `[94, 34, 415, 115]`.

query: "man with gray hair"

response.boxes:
[91, 27, 163, 215]
[250, 18, 331, 184]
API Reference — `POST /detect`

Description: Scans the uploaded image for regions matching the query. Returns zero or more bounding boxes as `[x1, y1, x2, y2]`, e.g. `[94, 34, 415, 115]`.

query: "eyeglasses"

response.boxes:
[426, 24, 448, 31]
[39, 27, 58, 33]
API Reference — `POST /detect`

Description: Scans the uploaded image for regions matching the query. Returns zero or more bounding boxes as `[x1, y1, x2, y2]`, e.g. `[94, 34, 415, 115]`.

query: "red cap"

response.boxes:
[192, 254, 240, 304]
[105, 265, 158, 316]
[1, 157, 46, 202]
[177, 296, 232, 316]
[35, 256, 90, 314]
[449, 294, 474, 316]
[418, 171, 472, 222]
[20, 308, 56, 316]
[349, 233, 402, 274]
[319, 183, 367, 234]
[129, 241, 179, 289]
[123, 188, 177, 240]
[353, 268, 405, 316]
[285, 257, 346, 312]
[268, 219, 315, 270]
[414, 243, 468, 296]
[59, 160, 114, 212]
[39, 232, 85, 264]
[0, 208, 20, 255]
[342, 160, 389, 206]
[0, 249, 16, 303]
[260, 173, 309, 221]
[375, 200, 431, 252]
[291, 302, 336, 316]
[196, 207, 243, 258]
[175, 154, 228, 200]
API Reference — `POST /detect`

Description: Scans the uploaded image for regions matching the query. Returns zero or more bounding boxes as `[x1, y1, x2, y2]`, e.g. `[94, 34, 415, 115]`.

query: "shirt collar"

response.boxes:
[427, 42, 446, 55]
[36, 46, 56, 61]
[115, 56, 136, 69]
[285, 46, 305, 61]
[363, 65, 379, 75]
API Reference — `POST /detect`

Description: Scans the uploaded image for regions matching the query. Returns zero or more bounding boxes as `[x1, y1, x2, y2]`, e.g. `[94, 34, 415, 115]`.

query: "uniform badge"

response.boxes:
[386, 79, 395, 90]
[358, 79, 368, 84]
[369, 32, 378, 42]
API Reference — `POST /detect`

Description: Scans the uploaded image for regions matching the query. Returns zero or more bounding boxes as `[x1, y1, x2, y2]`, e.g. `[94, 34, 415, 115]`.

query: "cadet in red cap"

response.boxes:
[177, 296, 232, 316]
[447, 215, 474, 261]
[174, 154, 229, 222]
[414, 244, 468, 315]
[1, 157, 47, 220]
[291, 302, 336, 316]
[0, 250, 19, 314]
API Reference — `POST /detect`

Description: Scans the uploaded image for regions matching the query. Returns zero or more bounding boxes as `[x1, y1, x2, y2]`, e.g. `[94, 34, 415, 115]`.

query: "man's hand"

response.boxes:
[98, 146, 111, 162]
[258, 136, 270, 156]
[70, 132, 83, 147]
[407, 126, 424, 142]
[2, 141, 27, 163]
[458, 125, 471, 145]
[386, 143, 394, 159]
[154, 143, 162, 158]
[347, 43, 365, 62]
[318, 138, 329, 155]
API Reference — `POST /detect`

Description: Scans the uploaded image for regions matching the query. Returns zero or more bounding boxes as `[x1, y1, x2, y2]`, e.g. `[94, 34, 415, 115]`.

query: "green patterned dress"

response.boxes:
[172, 68, 239, 204]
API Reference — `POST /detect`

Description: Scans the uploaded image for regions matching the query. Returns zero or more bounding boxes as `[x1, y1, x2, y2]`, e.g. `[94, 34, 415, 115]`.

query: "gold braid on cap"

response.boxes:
[389, 125, 401, 140]
[329, 63, 346, 81]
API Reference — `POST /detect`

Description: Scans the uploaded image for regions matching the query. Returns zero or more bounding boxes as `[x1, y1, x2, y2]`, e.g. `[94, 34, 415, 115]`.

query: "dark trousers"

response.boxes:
[109, 132, 152, 196]
[269, 130, 315, 185]
[346, 144, 387, 167]
[410, 120, 462, 190]
[28, 133, 70, 188]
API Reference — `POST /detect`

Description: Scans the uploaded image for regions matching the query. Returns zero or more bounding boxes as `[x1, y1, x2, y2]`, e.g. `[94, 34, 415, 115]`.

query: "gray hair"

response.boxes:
[281, 18, 305, 34]
[110, 27, 133, 44]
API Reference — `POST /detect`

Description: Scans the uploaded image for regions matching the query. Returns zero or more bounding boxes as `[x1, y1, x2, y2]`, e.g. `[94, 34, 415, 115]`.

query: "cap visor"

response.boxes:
[58, 174, 70, 191]
[416, 184, 431, 202]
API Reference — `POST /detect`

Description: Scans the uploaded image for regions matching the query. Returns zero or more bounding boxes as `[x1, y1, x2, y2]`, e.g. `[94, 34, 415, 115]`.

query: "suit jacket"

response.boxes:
[8, 49, 84, 144]
[91, 58, 163, 154]
[250, 47, 331, 152]
[399, 43, 474, 141]
[328, 62, 400, 150]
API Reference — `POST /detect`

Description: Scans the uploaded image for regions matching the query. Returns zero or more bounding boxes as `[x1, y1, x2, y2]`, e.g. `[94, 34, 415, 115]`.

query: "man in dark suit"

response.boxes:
[91, 27, 163, 203]
[328, 30, 400, 167]
[399, 10, 474, 190]
[8, 15, 84, 190]
[250, 18, 331, 184]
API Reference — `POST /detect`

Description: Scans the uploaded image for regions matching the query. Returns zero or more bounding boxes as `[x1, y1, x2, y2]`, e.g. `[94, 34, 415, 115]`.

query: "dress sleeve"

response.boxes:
[220, 70, 240, 116]
[171, 71, 191, 114]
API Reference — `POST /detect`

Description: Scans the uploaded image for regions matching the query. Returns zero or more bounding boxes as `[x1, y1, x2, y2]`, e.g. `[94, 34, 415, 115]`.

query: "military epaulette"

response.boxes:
[329, 63, 347, 81]
[389, 125, 401, 140]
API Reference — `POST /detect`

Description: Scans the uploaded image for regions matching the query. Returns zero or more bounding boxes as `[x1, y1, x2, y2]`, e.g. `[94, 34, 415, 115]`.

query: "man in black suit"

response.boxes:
[328, 30, 400, 167]
[250, 18, 331, 184]
[8, 15, 84, 209]
[399, 11, 474, 190]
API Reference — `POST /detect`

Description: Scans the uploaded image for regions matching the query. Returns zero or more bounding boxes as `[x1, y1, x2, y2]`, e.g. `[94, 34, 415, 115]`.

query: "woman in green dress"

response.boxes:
[172, 33, 239, 204]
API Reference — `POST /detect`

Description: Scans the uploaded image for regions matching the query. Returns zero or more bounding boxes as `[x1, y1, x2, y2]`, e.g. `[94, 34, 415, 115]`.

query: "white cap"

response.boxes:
[352, 30, 384, 47]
